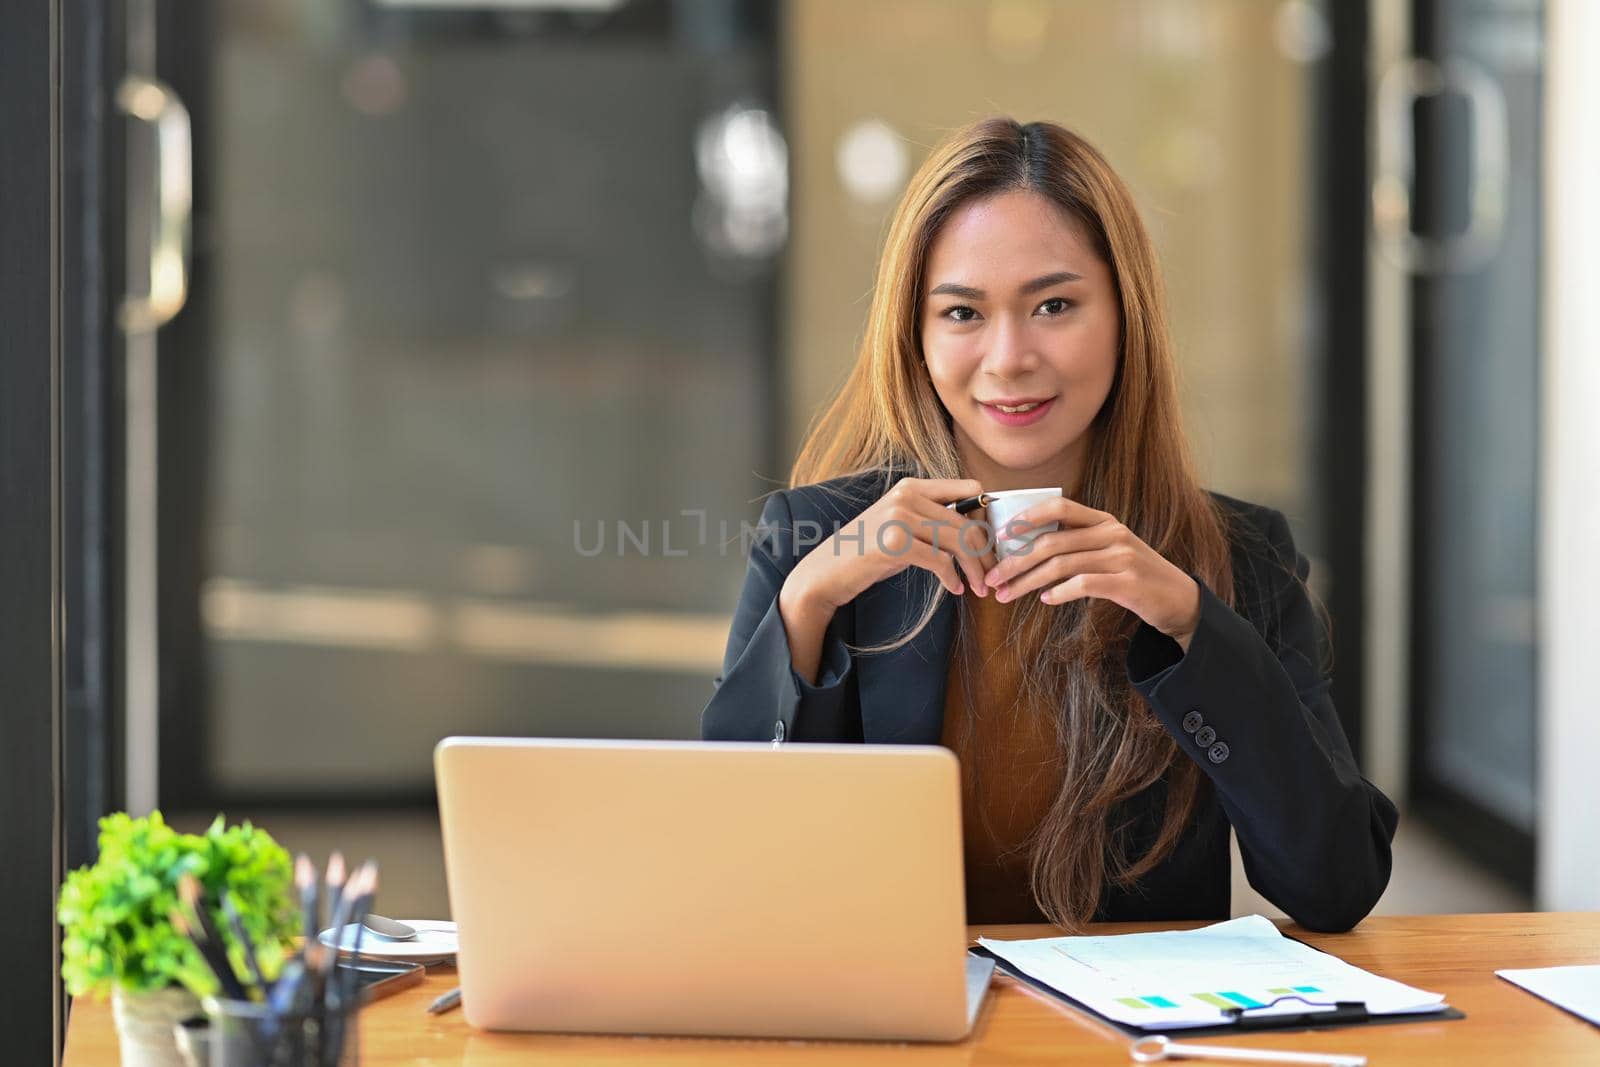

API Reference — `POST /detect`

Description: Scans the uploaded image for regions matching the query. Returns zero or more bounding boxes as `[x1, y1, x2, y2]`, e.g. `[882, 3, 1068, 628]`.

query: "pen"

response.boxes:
[295, 853, 319, 947]
[428, 986, 462, 1015]
[169, 908, 250, 1003]
[327, 863, 378, 1064]
[221, 889, 268, 996]
[177, 875, 252, 1001]
[324, 851, 347, 949]
[947, 493, 993, 516]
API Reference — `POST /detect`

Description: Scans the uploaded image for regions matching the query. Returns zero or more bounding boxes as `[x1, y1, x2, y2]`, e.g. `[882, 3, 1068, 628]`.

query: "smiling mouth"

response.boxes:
[976, 395, 1058, 428]
[979, 397, 1055, 413]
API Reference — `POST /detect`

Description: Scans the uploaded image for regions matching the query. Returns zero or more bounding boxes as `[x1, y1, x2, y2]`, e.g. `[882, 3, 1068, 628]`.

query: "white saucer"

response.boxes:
[318, 918, 458, 961]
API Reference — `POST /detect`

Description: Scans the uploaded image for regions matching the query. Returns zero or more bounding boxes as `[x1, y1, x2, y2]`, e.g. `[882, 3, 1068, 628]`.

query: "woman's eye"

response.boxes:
[942, 306, 979, 323]
[1037, 297, 1073, 316]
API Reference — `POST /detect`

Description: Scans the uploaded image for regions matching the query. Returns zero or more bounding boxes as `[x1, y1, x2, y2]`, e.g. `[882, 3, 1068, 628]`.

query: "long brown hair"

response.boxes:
[789, 117, 1235, 929]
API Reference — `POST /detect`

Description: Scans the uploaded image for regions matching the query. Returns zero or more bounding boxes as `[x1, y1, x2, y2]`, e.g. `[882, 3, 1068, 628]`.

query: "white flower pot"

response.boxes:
[111, 986, 202, 1067]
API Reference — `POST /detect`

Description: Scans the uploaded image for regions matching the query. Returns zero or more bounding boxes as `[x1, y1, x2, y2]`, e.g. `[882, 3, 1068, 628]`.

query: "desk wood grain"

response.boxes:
[62, 913, 1600, 1065]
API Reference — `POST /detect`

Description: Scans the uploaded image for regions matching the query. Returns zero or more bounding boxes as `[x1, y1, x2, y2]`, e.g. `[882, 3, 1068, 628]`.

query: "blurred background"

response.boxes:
[40, 0, 1590, 921]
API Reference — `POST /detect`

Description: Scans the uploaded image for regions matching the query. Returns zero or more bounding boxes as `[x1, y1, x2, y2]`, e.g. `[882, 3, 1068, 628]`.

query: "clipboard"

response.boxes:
[971, 945, 1467, 1038]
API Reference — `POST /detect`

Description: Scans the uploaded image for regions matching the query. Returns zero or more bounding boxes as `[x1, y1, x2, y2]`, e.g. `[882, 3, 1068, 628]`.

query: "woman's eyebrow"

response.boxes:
[927, 270, 1083, 299]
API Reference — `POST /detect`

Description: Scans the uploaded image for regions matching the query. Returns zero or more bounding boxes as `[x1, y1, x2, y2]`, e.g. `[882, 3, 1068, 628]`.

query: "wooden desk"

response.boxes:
[63, 913, 1600, 1065]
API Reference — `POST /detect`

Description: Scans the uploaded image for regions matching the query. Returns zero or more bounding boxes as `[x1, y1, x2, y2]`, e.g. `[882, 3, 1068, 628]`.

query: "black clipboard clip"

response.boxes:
[1221, 993, 1370, 1029]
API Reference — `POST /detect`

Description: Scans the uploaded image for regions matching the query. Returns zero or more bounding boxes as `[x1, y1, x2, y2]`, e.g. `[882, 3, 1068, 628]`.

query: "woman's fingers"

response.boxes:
[984, 524, 1118, 588]
[904, 494, 994, 594]
[869, 487, 983, 594]
[1008, 495, 1115, 532]
[993, 545, 1133, 602]
[1039, 570, 1126, 607]
[890, 476, 985, 504]
[809, 477, 987, 608]
[872, 510, 965, 593]
[958, 519, 1001, 590]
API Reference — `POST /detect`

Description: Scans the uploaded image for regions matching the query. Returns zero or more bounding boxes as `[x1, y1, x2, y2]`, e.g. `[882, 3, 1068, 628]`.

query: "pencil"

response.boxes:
[427, 987, 462, 1015]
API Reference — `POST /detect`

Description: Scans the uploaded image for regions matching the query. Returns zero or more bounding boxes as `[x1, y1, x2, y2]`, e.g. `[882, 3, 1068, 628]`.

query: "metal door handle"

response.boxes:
[117, 75, 192, 331]
[1373, 57, 1509, 273]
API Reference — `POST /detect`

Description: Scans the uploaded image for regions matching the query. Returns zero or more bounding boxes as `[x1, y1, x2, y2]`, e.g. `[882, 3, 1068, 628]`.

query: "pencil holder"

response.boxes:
[199, 994, 360, 1067]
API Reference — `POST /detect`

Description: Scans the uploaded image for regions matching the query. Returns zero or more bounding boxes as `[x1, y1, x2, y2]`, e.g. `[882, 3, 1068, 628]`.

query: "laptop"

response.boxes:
[434, 736, 995, 1041]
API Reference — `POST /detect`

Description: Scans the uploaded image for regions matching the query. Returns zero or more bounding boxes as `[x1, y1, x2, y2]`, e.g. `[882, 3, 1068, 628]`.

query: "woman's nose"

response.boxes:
[980, 314, 1039, 377]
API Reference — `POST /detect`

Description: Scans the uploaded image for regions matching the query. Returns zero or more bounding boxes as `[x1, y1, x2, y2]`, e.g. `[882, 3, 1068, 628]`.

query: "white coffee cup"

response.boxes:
[982, 487, 1063, 561]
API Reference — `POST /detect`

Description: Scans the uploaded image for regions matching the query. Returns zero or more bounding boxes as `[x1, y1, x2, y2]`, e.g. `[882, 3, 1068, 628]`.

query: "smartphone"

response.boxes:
[335, 958, 426, 1004]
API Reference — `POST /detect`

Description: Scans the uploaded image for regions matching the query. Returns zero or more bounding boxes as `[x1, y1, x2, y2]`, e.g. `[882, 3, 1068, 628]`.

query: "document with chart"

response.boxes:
[976, 914, 1449, 1030]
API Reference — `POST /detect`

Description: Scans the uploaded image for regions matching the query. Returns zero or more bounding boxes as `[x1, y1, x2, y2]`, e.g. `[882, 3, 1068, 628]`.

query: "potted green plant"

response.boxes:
[57, 811, 299, 1067]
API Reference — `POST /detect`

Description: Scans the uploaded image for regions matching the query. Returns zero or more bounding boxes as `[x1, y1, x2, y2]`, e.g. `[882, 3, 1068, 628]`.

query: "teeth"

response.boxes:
[995, 402, 1041, 413]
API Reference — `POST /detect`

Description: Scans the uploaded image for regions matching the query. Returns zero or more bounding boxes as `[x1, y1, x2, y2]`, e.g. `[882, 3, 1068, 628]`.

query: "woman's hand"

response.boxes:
[786, 477, 1000, 612]
[982, 497, 1203, 650]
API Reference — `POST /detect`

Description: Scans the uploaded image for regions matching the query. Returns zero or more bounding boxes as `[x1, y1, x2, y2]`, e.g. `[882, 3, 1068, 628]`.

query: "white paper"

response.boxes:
[978, 914, 1448, 1030]
[1497, 964, 1600, 1026]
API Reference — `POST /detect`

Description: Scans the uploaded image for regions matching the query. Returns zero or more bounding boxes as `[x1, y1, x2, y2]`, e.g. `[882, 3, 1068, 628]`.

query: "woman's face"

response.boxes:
[919, 189, 1119, 492]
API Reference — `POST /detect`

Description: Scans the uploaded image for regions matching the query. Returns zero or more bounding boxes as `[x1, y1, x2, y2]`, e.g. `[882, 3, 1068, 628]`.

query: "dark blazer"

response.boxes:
[701, 469, 1399, 932]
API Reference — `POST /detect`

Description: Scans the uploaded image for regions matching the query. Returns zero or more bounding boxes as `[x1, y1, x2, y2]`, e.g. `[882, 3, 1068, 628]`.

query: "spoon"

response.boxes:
[360, 914, 418, 941]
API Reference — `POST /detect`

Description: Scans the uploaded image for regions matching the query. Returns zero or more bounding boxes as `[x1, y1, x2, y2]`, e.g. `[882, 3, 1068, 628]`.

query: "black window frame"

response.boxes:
[1, 0, 65, 1061]
[4, 0, 124, 1059]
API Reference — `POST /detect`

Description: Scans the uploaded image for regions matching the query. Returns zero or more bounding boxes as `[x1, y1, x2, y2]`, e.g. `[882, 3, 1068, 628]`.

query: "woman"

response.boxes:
[701, 117, 1397, 933]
